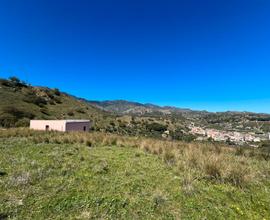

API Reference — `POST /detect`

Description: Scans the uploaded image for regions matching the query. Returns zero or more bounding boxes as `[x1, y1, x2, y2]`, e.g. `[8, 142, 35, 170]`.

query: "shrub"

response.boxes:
[23, 94, 47, 107]
[226, 167, 249, 187]
[53, 97, 62, 104]
[86, 140, 92, 147]
[9, 76, 20, 84]
[9, 76, 27, 88]
[15, 118, 30, 127]
[0, 171, 7, 176]
[2, 106, 34, 119]
[53, 88, 61, 96]
[204, 160, 222, 180]
[0, 107, 34, 127]
[111, 138, 117, 146]
[146, 122, 167, 132]
[0, 78, 11, 87]
[143, 145, 151, 153]
[40, 108, 50, 116]
[153, 193, 166, 209]
[235, 147, 244, 156]
[67, 111, 74, 116]
[0, 114, 17, 128]
[93, 160, 109, 174]
[76, 108, 85, 114]
[163, 150, 176, 165]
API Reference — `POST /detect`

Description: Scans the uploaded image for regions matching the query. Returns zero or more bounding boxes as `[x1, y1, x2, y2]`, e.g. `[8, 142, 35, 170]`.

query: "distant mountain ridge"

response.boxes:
[1, 77, 270, 142]
[86, 100, 200, 115]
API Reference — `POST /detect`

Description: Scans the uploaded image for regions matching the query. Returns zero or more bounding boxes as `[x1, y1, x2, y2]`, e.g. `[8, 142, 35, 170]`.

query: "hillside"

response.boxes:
[89, 99, 270, 131]
[0, 129, 270, 219]
[0, 77, 117, 130]
[1, 77, 270, 145]
[88, 99, 270, 144]
[0, 77, 192, 141]
[88, 100, 197, 115]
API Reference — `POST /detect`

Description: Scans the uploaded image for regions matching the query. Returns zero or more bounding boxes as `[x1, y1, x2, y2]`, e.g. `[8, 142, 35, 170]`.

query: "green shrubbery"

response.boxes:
[146, 122, 167, 132]
[0, 106, 34, 127]
[0, 76, 27, 88]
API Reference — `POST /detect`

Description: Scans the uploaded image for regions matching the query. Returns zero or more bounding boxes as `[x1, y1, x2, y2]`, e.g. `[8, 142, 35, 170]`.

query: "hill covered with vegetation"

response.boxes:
[89, 99, 270, 133]
[1, 76, 270, 144]
[1, 77, 270, 219]
[0, 77, 193, 141]
[0, 77, 115, 129]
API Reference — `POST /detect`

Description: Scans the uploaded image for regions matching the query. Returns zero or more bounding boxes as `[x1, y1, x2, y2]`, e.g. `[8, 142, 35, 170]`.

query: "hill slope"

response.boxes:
[0, 77, 115, 129]
[1, 130, 270, 219]
[1, 77, 270, 143]
[88, 100, 196, 115]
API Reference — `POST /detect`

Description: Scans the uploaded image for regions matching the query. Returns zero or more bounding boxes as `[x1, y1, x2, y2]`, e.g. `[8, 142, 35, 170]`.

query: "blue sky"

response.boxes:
[0, 0, 270, 113]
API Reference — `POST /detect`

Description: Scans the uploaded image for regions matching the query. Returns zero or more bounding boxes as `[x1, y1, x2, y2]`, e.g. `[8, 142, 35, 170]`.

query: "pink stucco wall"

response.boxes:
[30, 120, 90, 132]
[30, 120, 66, 131]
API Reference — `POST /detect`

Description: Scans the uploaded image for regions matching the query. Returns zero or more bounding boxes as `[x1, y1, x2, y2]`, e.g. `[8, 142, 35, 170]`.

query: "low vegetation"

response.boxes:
[1, 128, 270, 219]
[0, 77, 115, 129]
[2, 76, 270, 143]
[0, 77, 193, 140]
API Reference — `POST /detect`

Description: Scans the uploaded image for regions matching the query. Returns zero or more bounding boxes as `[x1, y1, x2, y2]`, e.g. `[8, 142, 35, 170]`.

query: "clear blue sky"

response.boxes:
[0, 0, 270, 113]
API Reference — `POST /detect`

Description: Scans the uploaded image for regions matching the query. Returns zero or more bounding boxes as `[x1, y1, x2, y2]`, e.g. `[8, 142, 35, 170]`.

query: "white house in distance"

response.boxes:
[30, 120, 90, 132]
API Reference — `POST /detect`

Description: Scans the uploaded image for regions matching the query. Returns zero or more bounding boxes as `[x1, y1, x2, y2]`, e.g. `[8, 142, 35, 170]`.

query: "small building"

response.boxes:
[30, 120, 90, 132]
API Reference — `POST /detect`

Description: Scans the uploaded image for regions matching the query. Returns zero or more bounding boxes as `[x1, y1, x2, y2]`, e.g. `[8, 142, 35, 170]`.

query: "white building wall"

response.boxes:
[30, 120, 66, 131]
[30, 120, 90, 132]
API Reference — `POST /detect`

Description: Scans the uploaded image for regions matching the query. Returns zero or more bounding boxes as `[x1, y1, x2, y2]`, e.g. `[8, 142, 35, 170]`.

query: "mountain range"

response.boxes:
[1, 77, 270, 141]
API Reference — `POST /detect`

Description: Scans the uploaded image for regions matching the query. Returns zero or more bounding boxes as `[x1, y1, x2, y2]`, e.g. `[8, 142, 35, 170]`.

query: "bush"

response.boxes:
[163, 150, 176, 165]
[67, 111, 74, 116]
[23, 93, 47, 107]
[9, 76, 20, 84]
[235, 147, 244, 156]
[153, 193, 166, 209]
[226, 167, 249, 187]
[146, 122, 167, 132]
[15, 118, 30, 127]
[0, 78, 12, 87]
[53, 97, 62, 104]
[8, 76, 27, 88]
[205, 161, 221, 180]
[0, 114, 17, 128]
[86, 140, 92, 147]
[40, 108, 50, 116]
[2, 106, 34, 119]
[53, 88, 61, 96]
[76, 108, 85, 114]
[93, 160, 109, 174]
[0, 106, 35, 127]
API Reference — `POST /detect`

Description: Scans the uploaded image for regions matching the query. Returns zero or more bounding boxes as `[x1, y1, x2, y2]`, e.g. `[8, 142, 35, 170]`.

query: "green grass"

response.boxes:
[1, 137, 270, 219]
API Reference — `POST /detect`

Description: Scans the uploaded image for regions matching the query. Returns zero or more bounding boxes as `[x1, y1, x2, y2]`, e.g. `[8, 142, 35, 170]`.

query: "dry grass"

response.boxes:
[1, 128, 269, 188]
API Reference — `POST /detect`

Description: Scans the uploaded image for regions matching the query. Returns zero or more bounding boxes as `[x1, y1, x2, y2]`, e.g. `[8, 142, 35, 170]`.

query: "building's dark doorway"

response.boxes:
[45, 125, 49, 131]
[83, 126, 86, 131]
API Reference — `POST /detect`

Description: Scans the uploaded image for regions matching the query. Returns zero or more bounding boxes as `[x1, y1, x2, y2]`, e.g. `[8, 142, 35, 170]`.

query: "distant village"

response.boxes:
[189, 124, 270, 146]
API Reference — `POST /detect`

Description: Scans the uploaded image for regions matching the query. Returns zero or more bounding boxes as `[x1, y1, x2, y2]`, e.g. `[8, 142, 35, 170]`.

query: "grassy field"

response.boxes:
[0, 129, 270, 219]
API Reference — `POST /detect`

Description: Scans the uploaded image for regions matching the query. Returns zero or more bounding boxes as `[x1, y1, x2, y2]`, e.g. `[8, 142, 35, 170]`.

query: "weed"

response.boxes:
[93, 160, 109, 174]
[0, 171, 7, 176]
[153, 193, 167, 209]
[235, 147, 244, 156]
[163, 150, 176, 165]
[86, 140, 92, 147]
[205, 161, 222, 180]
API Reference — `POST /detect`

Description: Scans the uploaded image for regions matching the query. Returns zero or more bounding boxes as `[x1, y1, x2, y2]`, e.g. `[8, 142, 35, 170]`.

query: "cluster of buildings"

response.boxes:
[190, 126, 269, 145]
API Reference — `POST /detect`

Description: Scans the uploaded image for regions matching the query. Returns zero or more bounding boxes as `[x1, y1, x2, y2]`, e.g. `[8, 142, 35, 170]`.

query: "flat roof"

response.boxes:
[30, 120, 90, 123]
[65, 120, 90, 123]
